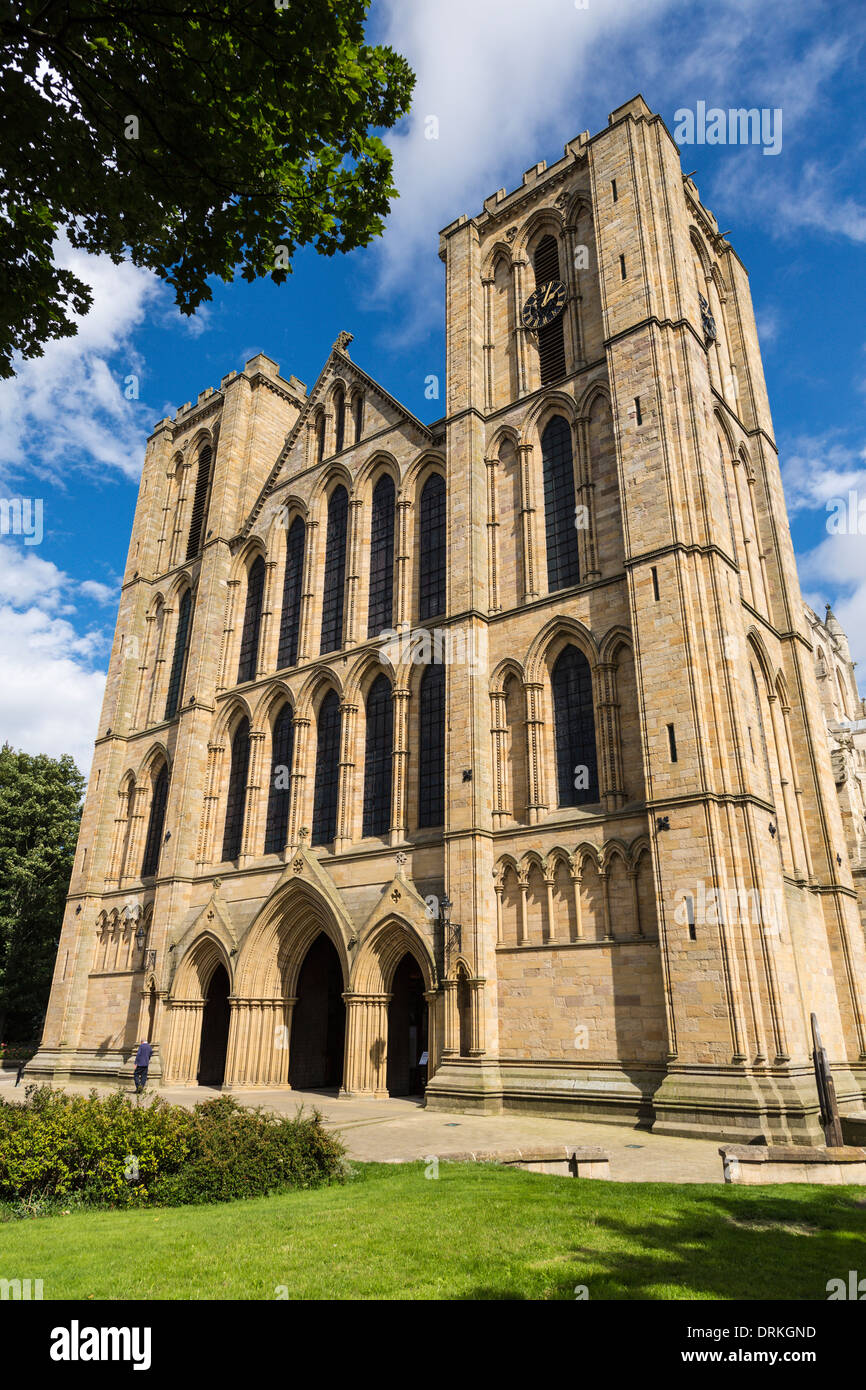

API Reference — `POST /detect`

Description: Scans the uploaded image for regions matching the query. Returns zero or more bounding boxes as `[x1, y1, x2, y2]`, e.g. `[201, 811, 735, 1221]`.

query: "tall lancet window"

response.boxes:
[320, 485, 348, 653]
[277, 516, 305, 669]
[186, 444, 212, 559]
[164, 589, 192, 720]
[333, 386, 345, 454]
[237, 555, 265, 684]
[542, 416, 580, 591]
[264, 703, 295, 854]
[367, 475, 395, 637]
[534, 234, 566, 385]
[222, 718, 250, 861]
[552, 645, 598, 806]
[312, 690, 342, 846]
[418, 661, 445, 828]
[418, 473, 446, 620]
[141, 763, 169, 877]
[363, 674, 393, 837]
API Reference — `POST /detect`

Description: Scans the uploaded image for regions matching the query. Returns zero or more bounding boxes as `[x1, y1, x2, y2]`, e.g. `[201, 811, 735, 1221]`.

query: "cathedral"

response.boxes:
[34, 95, 866, 1142]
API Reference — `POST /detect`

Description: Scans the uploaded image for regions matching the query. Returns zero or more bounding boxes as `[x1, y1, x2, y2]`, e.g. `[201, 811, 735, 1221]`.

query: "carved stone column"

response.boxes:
[485, 455, 500, 612]
[342, 994, 390, 1096]
[490, 690, 509, 826]
[288, 716, 310, 847]
[596, 659, 625, 811]
[517, 868, 529, 945]
[164, 1000, 204, 1084]
[198, 742, 225, 866]
[297, 518, 319, 662]
[575, 417, 600, 580]
[570, 858, 583, 940]
[257, 559, 280, 678]
[242, 730, 267, 862]
[441, 978, 458, 1058]
[225, 998, 294, 1088]
[344, 497, 364, 647]
[512, 257, 530, 395]
[335, 701, 358, 852]
[524, 680, 548, 824]
[394, 495, 412, 631]
[629, 867, 643, 937]
[469, 978, 486, 1056]
[217, 578, 241, 693]
[390, 686, 410, 845]
[425, 989, 441, 1077]
[518, 443, 539, 601]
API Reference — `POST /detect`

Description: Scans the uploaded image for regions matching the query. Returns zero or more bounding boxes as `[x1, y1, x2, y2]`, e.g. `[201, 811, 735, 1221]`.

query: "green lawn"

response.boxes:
[2, 1163, 862, 1300]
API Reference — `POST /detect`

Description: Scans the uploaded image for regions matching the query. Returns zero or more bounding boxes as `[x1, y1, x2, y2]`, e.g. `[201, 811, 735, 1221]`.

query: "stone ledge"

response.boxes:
[384, 1145, 610, 1178]
[720, 1144, 866, 1185]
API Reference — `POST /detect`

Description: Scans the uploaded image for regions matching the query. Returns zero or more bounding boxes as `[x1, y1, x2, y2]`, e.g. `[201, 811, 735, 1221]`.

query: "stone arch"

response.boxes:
[353, 449, 401, 498]
[171, 929, 234, 1001]
[234, 876, 351, 1000]
[515, 206, 566, 262]
[351, 914, 436, 996]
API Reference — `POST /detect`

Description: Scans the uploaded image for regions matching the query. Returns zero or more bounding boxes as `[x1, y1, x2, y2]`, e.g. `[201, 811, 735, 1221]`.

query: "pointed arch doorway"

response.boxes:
[387, 953, 428, 1096]
[289, 932, 346, 1091]
[198, 963, 230, 1086]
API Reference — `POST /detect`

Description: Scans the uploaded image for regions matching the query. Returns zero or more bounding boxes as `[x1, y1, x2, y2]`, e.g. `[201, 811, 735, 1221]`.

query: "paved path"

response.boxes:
[0, 1070, 723, 1182]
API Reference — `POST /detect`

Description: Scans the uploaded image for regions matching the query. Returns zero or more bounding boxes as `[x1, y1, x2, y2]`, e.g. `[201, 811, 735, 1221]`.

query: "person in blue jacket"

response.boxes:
[133, 1039, 154, 1093]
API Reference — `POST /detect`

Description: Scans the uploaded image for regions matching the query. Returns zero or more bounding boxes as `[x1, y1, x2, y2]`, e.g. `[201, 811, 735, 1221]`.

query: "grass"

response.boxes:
[2, 1162, 863, 1300]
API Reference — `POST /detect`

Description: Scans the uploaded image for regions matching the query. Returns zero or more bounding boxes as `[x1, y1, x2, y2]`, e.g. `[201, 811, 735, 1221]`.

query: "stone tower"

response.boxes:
[33, 95, 866, 1142]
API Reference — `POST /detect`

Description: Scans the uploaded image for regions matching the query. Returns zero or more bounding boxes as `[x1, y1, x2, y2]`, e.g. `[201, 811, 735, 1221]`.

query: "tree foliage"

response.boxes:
[0, 0, 415, 376]
[0, 744, 85, 1041]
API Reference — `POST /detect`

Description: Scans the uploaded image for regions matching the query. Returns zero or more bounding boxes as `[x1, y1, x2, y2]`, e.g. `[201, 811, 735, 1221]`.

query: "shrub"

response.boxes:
[0, 1086, 345, 1211]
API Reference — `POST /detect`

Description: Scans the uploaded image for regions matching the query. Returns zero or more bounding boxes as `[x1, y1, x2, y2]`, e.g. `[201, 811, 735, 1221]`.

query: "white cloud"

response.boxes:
[0, 542, 110, 774]
[781, 432, 866, 514]
[79, 578, 118, 605]
[0, 237, 159, 486]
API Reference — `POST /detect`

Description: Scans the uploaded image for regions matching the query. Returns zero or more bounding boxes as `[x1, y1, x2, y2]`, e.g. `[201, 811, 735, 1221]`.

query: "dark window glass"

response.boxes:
[552, 645, 598, 807]
[316, 413, 325, 463]
[264, 703, 295, 854]
[320, 486, 348, 653]
[367, 475, 395, 637]
[418, 661, 445, 828]
[186, 446, 212, 559]
[418, 474, 446, 620]
[363, 675, 393, 837]
[542, 416, 580, 591]
[164, 589, 192, 720]
[222, 718, 250, 860]
[312, 691, 342, 846]
[141, 764, 169, 876]
[334, 388, 345, 454]
[534, 235, 566, 385]
[237, 555, 265, 684]
[353, 395, 364, 444]
[277, 517, 305, 669]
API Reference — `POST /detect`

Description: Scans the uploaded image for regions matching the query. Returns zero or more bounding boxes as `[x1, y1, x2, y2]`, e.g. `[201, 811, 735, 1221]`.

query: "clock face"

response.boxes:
[522, 279, 567, 330]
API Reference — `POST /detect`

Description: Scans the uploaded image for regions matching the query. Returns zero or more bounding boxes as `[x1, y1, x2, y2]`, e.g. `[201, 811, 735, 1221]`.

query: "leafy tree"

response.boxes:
[0, 744, 85, 1043]
[0, 0, 414, 376]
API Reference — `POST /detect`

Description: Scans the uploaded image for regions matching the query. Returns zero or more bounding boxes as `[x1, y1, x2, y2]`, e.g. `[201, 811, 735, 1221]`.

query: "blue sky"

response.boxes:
[1, 0, 865, 774]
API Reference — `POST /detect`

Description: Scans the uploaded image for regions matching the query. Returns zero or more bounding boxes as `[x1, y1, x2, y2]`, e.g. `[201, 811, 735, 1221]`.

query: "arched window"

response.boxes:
[418, 661, 445, 827]
[353, 394, 364, 444]
[363, 674, 393, 838]
[542, 416, 580, 591]
[186, 444, 212, 559]
[164, 588, 192, 720]
[534, 235, 566, 385]
[277, 516, 305, 669]
[222, 717, 250, 861]
[320, 485, 348, 653]
[237, 555, 265, 683]
[141, 763, 169, 876]
[367, 475, 395, 637]
[334, 386, 345, 454]
[264, 703, 294, 854]
[552, 645, 598, 806]
[312, 690, 342, 846]
[418, 473, 446, 620]
[315, 412, 326, 464]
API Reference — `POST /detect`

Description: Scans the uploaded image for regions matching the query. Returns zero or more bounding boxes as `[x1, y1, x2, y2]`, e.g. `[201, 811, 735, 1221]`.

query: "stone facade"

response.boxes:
[32, 95, 866, 1142]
